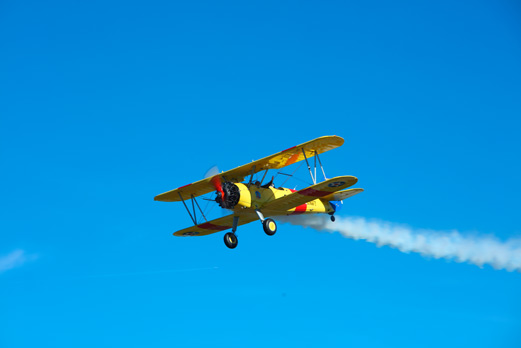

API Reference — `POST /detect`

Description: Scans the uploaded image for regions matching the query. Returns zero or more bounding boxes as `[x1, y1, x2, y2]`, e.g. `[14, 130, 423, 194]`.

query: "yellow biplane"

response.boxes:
[154, 136, 363, 249]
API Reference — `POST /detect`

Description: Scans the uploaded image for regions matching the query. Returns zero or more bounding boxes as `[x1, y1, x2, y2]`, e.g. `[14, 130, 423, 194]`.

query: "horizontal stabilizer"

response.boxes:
[322, 188, 364, 201]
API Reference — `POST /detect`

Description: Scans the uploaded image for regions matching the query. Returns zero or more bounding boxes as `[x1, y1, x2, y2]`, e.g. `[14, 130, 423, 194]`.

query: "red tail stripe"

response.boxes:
[290, 203, 307, 215]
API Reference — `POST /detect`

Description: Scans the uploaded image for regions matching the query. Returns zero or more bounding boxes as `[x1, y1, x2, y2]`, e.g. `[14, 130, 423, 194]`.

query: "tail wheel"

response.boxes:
[224, 232, 238, 249]
[263, 218, 277, 236]
[330, 215, 336, 222]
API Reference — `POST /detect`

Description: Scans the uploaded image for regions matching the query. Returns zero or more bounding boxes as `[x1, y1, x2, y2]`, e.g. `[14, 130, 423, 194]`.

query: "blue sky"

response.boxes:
[1, 0, 520, 347]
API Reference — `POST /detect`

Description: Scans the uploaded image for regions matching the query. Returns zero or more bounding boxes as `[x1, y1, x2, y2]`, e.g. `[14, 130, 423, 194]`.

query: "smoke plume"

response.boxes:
[276, 215, 521, 272]
[0, 249, 37, 273]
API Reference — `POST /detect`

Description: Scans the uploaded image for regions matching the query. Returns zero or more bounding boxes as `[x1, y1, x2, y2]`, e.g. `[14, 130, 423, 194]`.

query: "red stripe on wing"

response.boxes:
[197, 222, 229, 231]
[285, 152, 300, 166]
[298, 188, 331, 197]
[281, 145, 296, 152]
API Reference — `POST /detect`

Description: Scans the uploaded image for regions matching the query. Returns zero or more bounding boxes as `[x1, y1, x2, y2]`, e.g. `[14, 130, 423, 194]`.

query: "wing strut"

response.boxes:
[178, 192, 196, 224]
[247, 165, 256, 188]
[177, 192, 208, 225]
[259, 170, 268, 185]
[192, 194, 208, 223]
[301, 149, 328, 185]
[315, 150, 327, 180]
[302, 149, 316, 184]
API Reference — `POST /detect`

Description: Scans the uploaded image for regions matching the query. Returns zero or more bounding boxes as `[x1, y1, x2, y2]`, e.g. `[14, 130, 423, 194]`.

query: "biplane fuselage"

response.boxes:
[154, 135, 363, 248]
[230, 183, 334, 215]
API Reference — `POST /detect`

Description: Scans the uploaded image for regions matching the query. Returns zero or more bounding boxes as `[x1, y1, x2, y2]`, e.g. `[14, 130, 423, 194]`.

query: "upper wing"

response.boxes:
[226, 135, 344, 179]
[154, 179, 217, 202]
[154, 135, 344, 202]
[262, 176, 358, 212]
[173, 213, 258, 237]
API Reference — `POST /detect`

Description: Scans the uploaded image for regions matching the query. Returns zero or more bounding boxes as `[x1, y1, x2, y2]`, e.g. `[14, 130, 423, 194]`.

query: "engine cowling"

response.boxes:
[215, 182, 241, 209]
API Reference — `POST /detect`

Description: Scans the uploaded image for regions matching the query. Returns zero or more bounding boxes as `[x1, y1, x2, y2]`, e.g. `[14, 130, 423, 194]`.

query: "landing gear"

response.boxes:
[330, 215, 336, 222]
[224, 232, 238, 249]
[263, 218, 277, 236]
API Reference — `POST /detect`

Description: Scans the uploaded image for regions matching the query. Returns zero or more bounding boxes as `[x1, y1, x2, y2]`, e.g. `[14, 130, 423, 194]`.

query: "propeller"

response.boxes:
[210, 175, 225, 203]
[205, 165, 225, 205]
[204, 165, 240, 211]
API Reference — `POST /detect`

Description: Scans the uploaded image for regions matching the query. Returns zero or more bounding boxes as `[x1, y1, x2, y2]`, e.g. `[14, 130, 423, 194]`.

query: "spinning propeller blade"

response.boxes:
[204, 165, 225, 201]
[210, 175, 225, 202]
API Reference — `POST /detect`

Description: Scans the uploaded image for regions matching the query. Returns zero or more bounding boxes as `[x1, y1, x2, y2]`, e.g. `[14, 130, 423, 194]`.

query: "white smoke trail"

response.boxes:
[0, 249, 37, 273]
[276, 215, 521, 272]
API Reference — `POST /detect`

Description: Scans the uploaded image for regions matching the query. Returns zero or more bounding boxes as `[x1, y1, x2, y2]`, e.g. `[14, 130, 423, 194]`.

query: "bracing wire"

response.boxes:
[279, 162, 305, 187]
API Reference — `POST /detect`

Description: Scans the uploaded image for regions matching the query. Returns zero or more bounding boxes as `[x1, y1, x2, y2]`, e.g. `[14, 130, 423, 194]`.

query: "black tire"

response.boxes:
[224, 232, 238, 249]
[330, 215, 336, 222]
[263, 218, 277, 236]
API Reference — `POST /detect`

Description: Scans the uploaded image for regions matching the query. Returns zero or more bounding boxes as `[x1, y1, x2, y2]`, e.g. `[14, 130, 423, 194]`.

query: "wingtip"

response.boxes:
[154, 195, 164, 201]
[332, 135, 345, 145]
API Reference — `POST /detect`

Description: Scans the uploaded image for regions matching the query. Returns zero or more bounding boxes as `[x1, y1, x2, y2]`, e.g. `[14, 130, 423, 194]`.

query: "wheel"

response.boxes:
[330, 215, 336, 222]
[224, 232, 238, 249]
[263, 218, 277, 236]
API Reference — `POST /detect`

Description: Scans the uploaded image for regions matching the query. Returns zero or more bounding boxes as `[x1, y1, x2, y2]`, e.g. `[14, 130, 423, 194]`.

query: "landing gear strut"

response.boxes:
[224, 232, 238, 249]
[256, 209, 277, 236]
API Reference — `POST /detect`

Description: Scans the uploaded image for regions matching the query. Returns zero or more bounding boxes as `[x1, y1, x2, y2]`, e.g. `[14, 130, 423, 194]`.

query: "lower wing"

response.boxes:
[173, 213, 258, 237]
